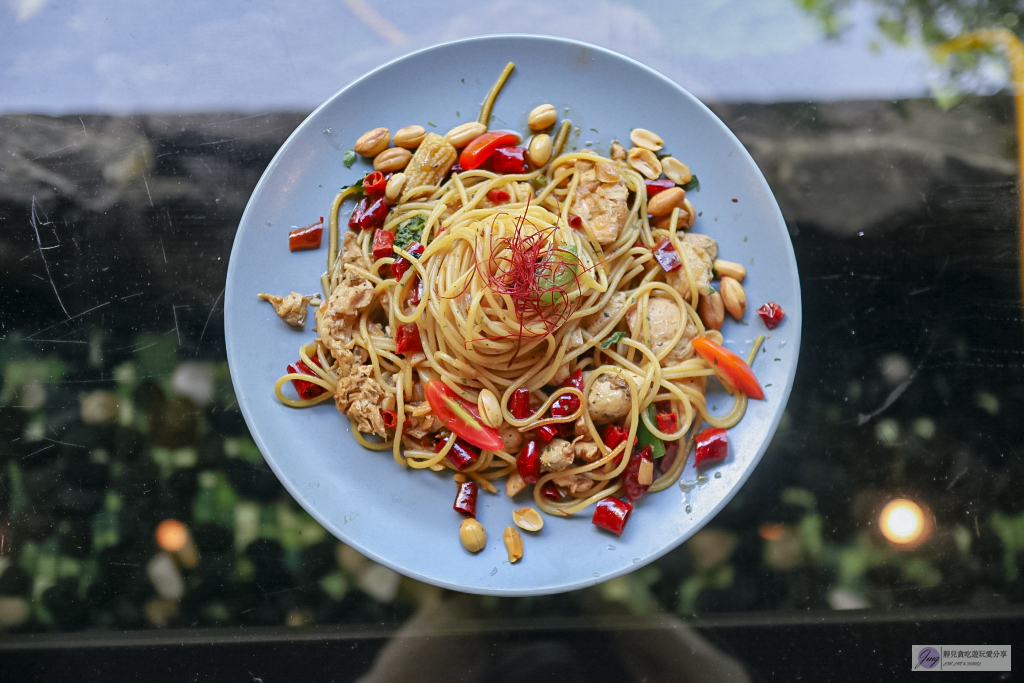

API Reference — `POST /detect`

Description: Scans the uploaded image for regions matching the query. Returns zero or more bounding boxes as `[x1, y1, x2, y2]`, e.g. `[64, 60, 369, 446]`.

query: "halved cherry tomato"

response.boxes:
[459, 131, 520, 170]
[691, 337, 764, 400]
[424, 379, 504, 451]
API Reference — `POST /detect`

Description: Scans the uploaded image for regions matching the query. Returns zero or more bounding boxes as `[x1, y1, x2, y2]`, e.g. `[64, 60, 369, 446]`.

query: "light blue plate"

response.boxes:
[225, 34, 801, 596]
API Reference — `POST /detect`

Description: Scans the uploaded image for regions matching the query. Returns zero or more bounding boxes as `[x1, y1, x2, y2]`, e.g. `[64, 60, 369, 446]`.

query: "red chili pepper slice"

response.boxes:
[492, 146, 529, 174]
[603, 424, 628, 451]
[695, 427, 728, 467]
[288, 217, 324, 251]
[423, 380, 504, 452]
[652, 238, 682, 272]
[517, 440, 541, 484]
[550, 369, 583, 418]
[459, 131, 520, 169]
[286, 358, 326, 400]
[592, 497, 633, 535]
[568, 214, 582, 228]
[363, 171, 388, 196]
[622, 445, 654, 501]
[372, 229, 395, 259]
[509, 388, 531, 420]
[659, 440, 680, 474]
[486, 188, 510, 203]
[535, 424, 559, 441]
[540, 481, 561, 501]
[446, 439, 480, 471]
[655, 412, 678, 434]
[358, 196, 388, 231]
[756, 301, 786, 329]
[691, 337, 764, 400]
[453, 481, 477, 517]
[645, 179, 675, 197]
[395, 324, 421, 355]
[381, 409, 397, 430]
[348, 196, 368, 229]
[391, 241, 424, 281]
[408, 275, 423, 306]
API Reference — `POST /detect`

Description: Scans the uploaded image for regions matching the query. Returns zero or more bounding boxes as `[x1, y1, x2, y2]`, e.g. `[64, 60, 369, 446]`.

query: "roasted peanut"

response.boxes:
[720, 276, 747, 320]
[506, 472, 527, 497]
[627, 147, 662, 180]
[503, 526, 524, 563]
[647, 187, 687, 217]
[459, 518, 486, 553]
[699, 290, 725, 330]
[630, 127, 664, 152]
[680, 199, 696, 229]
[512, 507, 544, 531]
[477, 389, 502, 429]
[385, 172, 407, 203]
[527, 134, 552, 166]
[393, 125, 426, 149]
[354, 127, 390, 156]
[610, 140, 627, 161]
[637, 458, 654, 485]
[373, 147, 412, 172]
[445, 121, 486, 148]
[713, 259, 746, 282]
[527, 103, 557, 130]
[662, 156, 692, 185]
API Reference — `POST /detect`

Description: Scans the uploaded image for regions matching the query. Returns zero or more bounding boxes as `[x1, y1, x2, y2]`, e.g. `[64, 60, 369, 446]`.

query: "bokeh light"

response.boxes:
[155, 519, 188, 552]
[879, 498, 928, 546]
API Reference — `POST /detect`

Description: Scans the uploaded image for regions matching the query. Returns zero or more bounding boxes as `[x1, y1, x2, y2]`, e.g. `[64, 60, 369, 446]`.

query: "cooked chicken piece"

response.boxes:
[404, 133, 457, 189]
[586, 373, 633, 424]
[610, 140, 627, 162]
[316, 276, 374, 360]
[573, 416, 589, 436]
[551, 362, 571, 386]
[666, 241, 715, 300]
[334, 365, 386, 437]
[572, 438, 601, 462]
[540, 438, 574, 472]
[683, 233, 718, 262]
[572, 158, 629, 246]
[257, 291, 314, 328]
[626, 297, 699, 365]
[404, 411, 442, 439]
[583, 291, 629, 338]
[499, 423, 524, 453]
[552, 472, 595, 494]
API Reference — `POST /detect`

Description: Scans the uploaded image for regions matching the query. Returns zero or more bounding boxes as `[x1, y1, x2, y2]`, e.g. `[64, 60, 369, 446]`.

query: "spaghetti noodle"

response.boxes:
[269, 64, 765, 540]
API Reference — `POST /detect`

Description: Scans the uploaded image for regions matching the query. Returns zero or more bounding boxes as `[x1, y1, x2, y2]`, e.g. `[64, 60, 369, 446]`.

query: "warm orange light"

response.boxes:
[155, 519, 188, 552]
[879, 498, 926, 546]
[759, 523, 785, 541]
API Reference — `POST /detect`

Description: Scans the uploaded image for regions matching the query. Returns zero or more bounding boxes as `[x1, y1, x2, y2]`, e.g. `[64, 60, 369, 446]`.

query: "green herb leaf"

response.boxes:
[636, 405, 667, 458]
[600, 331, 626, 349]
[681, 174, 700, 192]
[343, 148, 357, 168]
[395, 216, 426, 252]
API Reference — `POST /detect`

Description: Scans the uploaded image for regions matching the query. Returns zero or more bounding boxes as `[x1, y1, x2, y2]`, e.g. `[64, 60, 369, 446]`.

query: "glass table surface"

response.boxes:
[1, 1, 1022, 680]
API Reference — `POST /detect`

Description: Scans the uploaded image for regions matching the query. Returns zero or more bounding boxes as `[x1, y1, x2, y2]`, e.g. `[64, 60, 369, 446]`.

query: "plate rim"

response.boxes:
[224, 32, 802, 596]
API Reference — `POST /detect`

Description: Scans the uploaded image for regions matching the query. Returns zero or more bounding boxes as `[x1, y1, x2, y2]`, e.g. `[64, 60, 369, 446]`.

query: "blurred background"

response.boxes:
[1, 0, 1022, 678]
